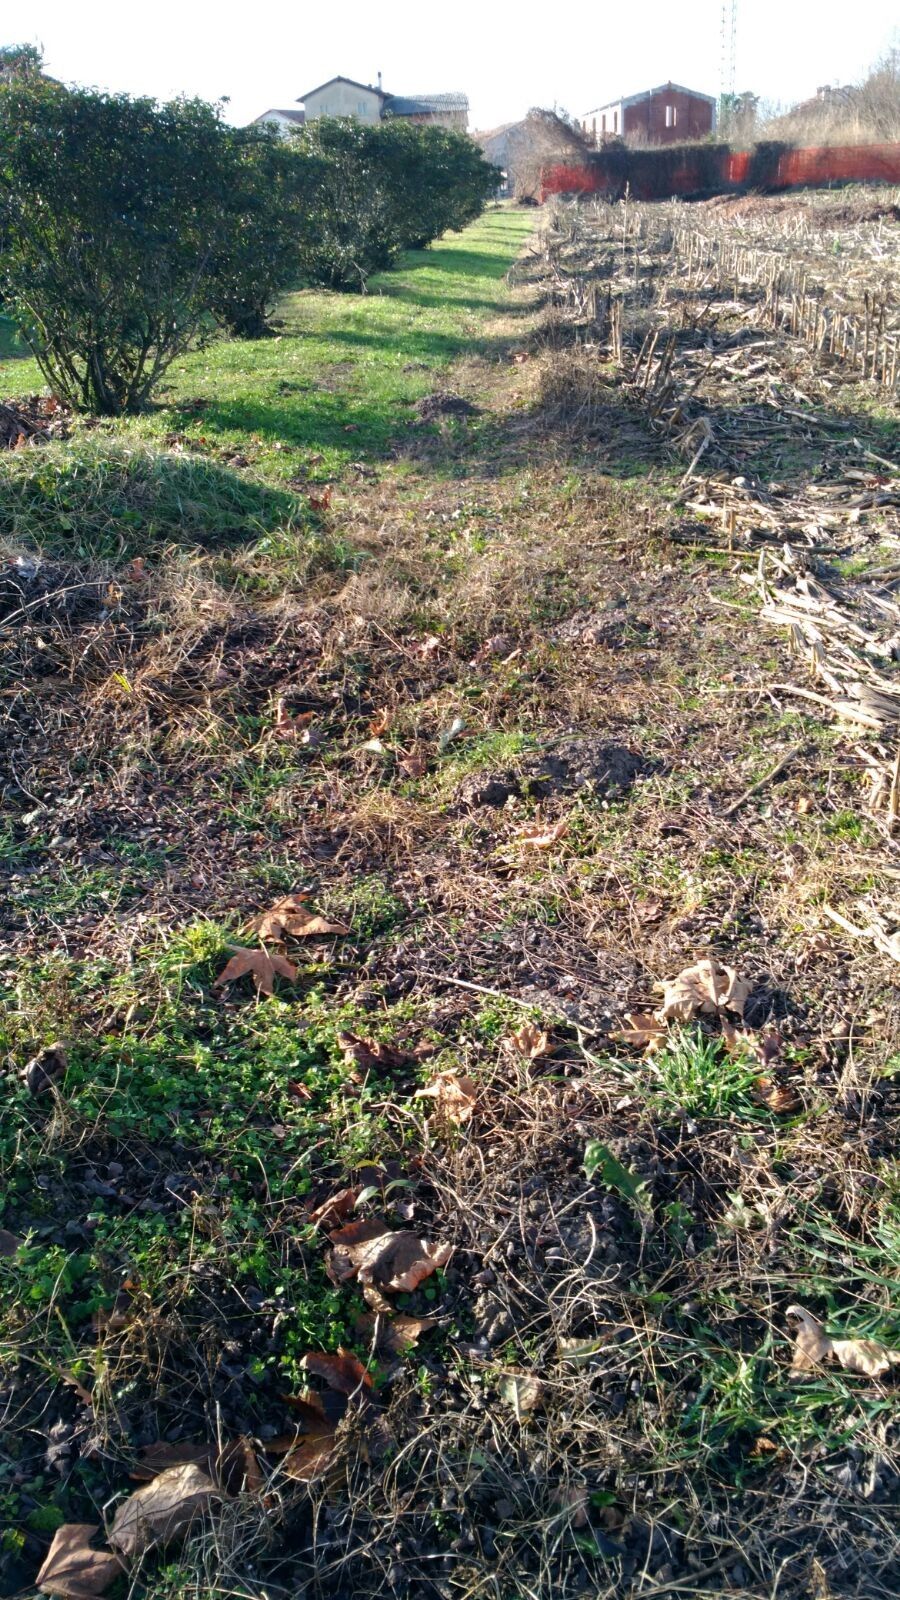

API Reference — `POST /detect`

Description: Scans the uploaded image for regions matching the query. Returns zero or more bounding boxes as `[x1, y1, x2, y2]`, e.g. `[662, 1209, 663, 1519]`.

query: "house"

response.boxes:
[475, 111, 591, 200]
[295, 76, 469, 130]
[299, 76, 386, 123]
[583, 82, 717, 146]
[250, 108, 306, 135]
[383, 93, 469, 130]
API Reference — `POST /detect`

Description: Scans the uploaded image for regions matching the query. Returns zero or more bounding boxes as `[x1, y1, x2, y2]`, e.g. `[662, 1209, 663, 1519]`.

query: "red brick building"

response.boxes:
[583, 81, 717, 146]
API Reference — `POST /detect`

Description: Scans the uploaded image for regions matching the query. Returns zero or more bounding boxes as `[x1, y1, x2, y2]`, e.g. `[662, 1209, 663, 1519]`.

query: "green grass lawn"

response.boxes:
[0, 209, 533, 485]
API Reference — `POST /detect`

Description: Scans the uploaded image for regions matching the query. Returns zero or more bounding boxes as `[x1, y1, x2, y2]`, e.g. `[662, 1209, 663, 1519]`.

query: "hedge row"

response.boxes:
[0, 84, 499, 414]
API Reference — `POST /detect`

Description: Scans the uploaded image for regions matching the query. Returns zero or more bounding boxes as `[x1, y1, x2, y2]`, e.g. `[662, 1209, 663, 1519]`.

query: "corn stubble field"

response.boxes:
[1, 195, 900, 1600]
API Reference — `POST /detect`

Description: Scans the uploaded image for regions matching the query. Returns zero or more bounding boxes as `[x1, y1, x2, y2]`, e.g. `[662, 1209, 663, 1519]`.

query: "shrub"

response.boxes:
[291, 119, 499, 291]
[0, 84, 238, 414]
[370, 121, 499, 250]
[207, 128, 324, 339]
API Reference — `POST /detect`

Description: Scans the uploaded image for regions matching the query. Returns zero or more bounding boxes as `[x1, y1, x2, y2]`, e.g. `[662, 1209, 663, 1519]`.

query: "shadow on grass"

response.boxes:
[0, 437, 310, 561]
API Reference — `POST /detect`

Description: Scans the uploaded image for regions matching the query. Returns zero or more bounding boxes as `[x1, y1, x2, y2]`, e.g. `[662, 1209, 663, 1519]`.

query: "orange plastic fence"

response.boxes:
[541, 142, 900, 202]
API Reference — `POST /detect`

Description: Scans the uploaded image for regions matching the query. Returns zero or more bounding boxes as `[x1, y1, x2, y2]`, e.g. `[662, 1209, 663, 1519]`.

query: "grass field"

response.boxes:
[1, 202, 899, 1600]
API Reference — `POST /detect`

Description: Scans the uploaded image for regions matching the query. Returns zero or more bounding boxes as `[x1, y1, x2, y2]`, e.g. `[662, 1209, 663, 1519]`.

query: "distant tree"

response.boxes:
[856, 45, 900, 139]
[0, 43, 44, 82]
[0, 83, 237, 413]
[719, 91, 760, 142]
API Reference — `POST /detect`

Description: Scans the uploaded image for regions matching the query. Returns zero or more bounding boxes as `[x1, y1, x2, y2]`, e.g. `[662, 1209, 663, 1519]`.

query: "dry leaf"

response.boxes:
[369, 709, 391, 736]
[355, 1311, 437, 1355]
[131, 1443, 218, 1483]
[509, 1021, 552, 1060]
[36, 1524, 123, 1599]
[338, 1032, 408, 1073]
[470, 634, 511, 667]
[411, 634, 441, 658]
[398, 747, 428, 778]
[514, 817, 569, 848]
[655, 957, 750, 1023]
[787, 1305, 900, 1378]
[109, 1463, 222, 1558]
[273, 700, 316, 741]
[612, 1011, 668, 1054]
[753, 1076, 802, 1114]
[328, 1220, 451, 1294]
[309, 1186, 361, 1229]
[280, 1435, 338, 1481]
[301, 1348, 373, 1395]
[24, 1042, 68, 1096]
[250, 895, 349, 942]
[213, 947, 298, 997]
[499, 1372, 544, 1418]
[308, 486, 332, 512]
[55, 1368, 93, 1408]
[415, 1071, 478, 1125]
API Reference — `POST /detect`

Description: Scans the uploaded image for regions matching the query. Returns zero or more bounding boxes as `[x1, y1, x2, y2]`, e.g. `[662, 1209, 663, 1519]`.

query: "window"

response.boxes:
[665, 104, 677, 128]
[358, 99, 368, 115]
[613, 110, 618, 132]
[601, 113, 606, 132]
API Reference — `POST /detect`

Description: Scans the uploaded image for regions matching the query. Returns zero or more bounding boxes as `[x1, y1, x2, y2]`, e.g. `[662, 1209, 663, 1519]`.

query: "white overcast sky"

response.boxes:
[13, 0, 899, 130]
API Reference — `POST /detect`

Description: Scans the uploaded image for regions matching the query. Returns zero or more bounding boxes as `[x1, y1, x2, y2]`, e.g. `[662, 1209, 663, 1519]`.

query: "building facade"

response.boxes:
[583, 82, 717, 146]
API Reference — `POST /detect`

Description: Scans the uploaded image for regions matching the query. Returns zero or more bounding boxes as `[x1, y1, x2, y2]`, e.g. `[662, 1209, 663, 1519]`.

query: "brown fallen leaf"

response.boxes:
[328, 1220, 452, 1294]
[369, 708, 391, 736]
[514, 818, 569, 848]
[655, 958, 750, 1023]
[787, 1305, 900, 1378]
[273, 700, 316, 741]
[411, 634, 441, 659]
[309, 1186, 361, 1229]
[302, 1347, 373, 1395]
[509, 1021, 552, 1060]
[338, 1032, 409, 1073]
[415, 1070, 478, 1125]
[326, 1219, 392, 1284]
[355, 1311, 437, 1356]
[109, 1463, 223, 1558]
[398, 747, 428, 779]
[308, 485, 333, 512]
[250, 895, 349, 942]
[55, 1368, 93, 1408]
[131, 1442, 219, 1483]
[36, 1523, 123, 1599]
[612, 1011, 668, 1054]
[280, 1435, 339, 1482]
[213, 947, 298, 997]
[753, 1076, 802, 1114]
[470, 634, 511, 667]
[24, 1042, 68, 1097]
[499, 1371, 544, 1419]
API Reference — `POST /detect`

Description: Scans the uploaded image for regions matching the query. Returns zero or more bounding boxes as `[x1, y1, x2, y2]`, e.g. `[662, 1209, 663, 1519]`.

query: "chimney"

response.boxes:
[377, 71, 382, 92]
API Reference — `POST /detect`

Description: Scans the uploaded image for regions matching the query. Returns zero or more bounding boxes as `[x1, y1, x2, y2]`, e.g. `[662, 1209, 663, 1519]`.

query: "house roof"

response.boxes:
[252, 108, 306, 124]
[386, 92, 469, 115]
[297, 75, 386, 104]
[584, 81, 717, 117]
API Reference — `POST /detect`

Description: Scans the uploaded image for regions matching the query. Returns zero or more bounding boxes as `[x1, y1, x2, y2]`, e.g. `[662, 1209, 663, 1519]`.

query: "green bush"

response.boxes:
[0, 84, 238, 413]
[291, 118, 499, 291]
[207, 127, 324, 339]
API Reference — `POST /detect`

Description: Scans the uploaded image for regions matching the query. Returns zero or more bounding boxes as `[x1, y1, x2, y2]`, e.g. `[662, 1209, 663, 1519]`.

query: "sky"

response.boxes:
[12, 0, 899, 131]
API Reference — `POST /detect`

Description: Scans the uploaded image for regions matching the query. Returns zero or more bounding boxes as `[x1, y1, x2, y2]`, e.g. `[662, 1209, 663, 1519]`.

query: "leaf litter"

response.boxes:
[787, 1305, 900, 1378]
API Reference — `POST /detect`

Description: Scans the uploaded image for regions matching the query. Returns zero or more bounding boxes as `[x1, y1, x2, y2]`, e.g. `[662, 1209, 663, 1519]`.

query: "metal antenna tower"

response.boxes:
[720, 0, 738, 105]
